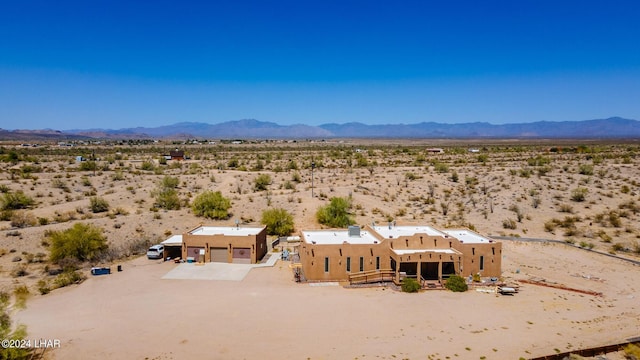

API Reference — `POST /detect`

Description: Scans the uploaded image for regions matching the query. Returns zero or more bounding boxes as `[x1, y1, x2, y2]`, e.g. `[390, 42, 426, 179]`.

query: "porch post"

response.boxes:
[438, 261, 443, 283]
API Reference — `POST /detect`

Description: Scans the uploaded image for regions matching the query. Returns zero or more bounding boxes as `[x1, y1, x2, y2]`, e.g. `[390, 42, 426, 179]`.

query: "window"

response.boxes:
[479, 256, 484, 271]
[375, 256, 380, 270]
[324, 257, 329, 273]
[359, 256, 364, 272]
[346, 257, 351, 272]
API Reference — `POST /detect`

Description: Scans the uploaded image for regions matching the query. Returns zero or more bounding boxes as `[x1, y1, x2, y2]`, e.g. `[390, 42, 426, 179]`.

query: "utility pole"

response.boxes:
[311, 157, 316, 198]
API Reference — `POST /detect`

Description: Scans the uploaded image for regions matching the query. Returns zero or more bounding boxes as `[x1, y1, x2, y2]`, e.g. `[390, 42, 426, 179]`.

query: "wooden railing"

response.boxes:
[348, 269, 395, 285]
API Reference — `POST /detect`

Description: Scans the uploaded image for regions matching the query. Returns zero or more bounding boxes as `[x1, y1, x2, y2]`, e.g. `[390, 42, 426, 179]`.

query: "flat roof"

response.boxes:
[392, 249, 458, 255]
[302, 230, 380, 245]
[189, 226, 264, 236]
[373, 225, 447, 239]
[161, 235, 183, 246]
[442, 229, 494, 244]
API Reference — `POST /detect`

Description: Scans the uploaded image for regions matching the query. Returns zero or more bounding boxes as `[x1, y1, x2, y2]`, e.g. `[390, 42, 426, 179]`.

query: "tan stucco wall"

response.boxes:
[300, 226, 501, 282]
[181, 227, 267, 264]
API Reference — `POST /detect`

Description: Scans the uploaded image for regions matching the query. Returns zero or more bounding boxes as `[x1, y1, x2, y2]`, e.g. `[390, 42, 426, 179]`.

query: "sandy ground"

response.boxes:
[2, 141, 640, 359]
[14, 240, 640, 360]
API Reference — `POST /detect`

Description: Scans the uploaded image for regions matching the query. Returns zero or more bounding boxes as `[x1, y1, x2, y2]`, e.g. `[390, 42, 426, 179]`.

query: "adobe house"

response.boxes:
[180, 225, 268, 264]
[298, 225, 501, 285]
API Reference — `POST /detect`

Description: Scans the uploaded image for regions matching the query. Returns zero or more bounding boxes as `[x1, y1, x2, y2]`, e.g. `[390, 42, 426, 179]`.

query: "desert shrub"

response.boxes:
[261, 208, 294, 236]
[89, 196, 110, 213]
[140, 161, 155, 171]
[571, 187, 588, 202]
[597, 230, 612, 243]
[291, 172, 302, 182]
[405, 172, 419, 181]
[53, 269, 86, 288]
[112, 170, 125, 181]
[161, 176, 180, 189]
[37, 279, 51, 295]
[316, 197, 354, 228]
[623, 343, 640, 360]
[79, 160, 97, 171]
[51, 178, 70, 192]
[531, 196, 541, 209]
[509, 204, 523, 222]
[445, 275, 468, 292]
[578, 164, 594, 175]
[502, 218, 517, 229]
[433, 162, 449, 173]
[611, 243, 625, 252]
[13, 285, 30, 309]
[10, 210, 37, 228]
[0, 191, 35, 210]
[283, 180, 295, 190]
[48, 223, 108, 264]
[191, 191, 231, 220]
[154, 188, 180, 210]
[0, 290, 31, 360]
[558, 204, 574, 213]
[254, 174, 272, 191]
[579, 241, 594, 249]
[401, 278, 421, 293]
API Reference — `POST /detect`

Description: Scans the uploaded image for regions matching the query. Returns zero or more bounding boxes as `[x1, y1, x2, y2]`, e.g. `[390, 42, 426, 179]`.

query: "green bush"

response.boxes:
[191, 191, 231, 219]
[401, 278, 421, 293]
[623, 343, 640, 359]
[0, 289, 31, 359]
[445, 275, 469, 292]
[154, 188, 181, 210]
[49, 223, 108, 264]
[79, 160, 97, 171]
[89, 196, 110, 213]
[1, 191, 35, 210]
[261, 208, 294, 236]
[571, 187, 588, 202]
[254, 174, 272, 191]
[153, 176, 181, 210]
[140, 161, 155, 171]
[316, 197, 354, 228]
[161, 176, 180, 189]
[53, 269, 86, 288]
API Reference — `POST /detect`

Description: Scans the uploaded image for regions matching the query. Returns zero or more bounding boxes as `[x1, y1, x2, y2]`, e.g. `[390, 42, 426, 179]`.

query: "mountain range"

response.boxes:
[2, 117, 640, 140]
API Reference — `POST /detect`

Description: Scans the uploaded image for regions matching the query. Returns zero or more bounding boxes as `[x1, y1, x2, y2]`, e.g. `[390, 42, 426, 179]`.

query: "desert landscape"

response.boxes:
[1, 139, 640, 359]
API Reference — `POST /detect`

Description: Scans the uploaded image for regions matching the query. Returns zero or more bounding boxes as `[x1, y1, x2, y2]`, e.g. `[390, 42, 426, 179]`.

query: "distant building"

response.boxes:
[426, 148, 444, 153]
[169, 150, 185, 161]
[298, 225, 501, 285]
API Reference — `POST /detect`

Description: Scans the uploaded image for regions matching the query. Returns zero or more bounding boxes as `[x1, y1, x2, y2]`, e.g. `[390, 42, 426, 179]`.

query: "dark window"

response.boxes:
[324, 257, 329, 273]
[359, 257, 364, 272]
[346, 257, 351, 272]
[376, 256, 380, 270]
[479, 256, 484, 271]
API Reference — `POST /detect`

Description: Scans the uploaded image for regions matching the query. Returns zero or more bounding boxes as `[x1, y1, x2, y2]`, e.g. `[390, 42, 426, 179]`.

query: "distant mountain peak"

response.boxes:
[3, 117, 639, 140]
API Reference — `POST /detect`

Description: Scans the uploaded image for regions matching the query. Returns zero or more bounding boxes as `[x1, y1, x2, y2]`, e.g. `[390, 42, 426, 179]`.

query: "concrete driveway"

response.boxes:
[161, 252, 279, 281]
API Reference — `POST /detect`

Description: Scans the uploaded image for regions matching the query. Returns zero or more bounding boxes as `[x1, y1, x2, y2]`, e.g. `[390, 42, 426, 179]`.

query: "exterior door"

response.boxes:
[210, 247, 227, 263]
[232, 247, 251, 264]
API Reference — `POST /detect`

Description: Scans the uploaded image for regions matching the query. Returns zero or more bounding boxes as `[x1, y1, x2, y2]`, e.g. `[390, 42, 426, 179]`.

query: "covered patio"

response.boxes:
[390, 248, 463, 285]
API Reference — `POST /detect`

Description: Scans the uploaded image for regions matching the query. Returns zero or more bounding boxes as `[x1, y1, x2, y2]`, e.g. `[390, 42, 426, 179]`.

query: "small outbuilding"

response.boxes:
[180, 225, 268, 264]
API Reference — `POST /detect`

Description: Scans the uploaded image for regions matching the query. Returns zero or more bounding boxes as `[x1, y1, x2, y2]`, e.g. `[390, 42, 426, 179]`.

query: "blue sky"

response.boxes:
[1, 1, 639, 130]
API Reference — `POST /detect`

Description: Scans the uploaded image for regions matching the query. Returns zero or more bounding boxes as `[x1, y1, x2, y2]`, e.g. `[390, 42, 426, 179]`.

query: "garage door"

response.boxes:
[186, 247, 204, 262]
[232, 248, 251, 264]
[210, 247, 227, 263]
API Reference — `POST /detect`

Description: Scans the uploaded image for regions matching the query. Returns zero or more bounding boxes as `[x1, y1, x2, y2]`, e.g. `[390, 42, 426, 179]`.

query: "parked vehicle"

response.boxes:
[147, 245, 164, 259]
